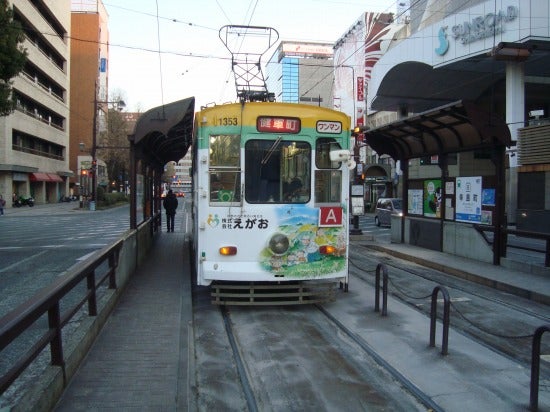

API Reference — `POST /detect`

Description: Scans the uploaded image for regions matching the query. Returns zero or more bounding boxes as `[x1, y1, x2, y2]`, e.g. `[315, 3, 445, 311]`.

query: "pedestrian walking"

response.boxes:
[0, 195, 5, 215]
[163, 189, 178, 232]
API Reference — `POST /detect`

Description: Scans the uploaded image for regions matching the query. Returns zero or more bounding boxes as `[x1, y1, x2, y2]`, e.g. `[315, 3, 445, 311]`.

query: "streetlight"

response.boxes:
[91, 93, 125, 209]
[335, 64, 356, 126]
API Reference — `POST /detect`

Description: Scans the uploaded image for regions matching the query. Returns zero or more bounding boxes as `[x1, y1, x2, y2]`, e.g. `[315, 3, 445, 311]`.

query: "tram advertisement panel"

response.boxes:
[202, 204, 347, 279]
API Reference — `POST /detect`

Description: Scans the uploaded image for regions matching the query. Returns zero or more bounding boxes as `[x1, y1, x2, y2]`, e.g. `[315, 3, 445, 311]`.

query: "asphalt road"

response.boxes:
[0, 203, 130, 318]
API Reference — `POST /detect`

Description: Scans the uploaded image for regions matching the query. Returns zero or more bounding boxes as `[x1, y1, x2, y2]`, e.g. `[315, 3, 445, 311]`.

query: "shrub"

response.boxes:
[98, 191, 128, 208]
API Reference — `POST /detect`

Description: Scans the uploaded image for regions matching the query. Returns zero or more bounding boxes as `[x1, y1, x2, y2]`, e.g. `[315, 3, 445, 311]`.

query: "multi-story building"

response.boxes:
[333, 11, 402, 207]
[0, 0, 72, 204]
[173, 151, 192, 189]
[365, 0, 550, 229]
[265, 41, 334, 108]
[69, 0, 109, 196]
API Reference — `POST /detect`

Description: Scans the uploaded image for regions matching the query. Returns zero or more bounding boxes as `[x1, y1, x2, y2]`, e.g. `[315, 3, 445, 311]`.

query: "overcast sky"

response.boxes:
[103, 0, 397, 112]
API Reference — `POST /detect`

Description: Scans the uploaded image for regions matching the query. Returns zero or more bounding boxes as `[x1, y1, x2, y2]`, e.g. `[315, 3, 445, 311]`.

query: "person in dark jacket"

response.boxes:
[163, 190, 178, 232]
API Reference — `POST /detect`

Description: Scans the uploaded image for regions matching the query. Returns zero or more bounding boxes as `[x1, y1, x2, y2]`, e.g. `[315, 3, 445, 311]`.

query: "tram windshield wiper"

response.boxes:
[261, 136, 282, 165]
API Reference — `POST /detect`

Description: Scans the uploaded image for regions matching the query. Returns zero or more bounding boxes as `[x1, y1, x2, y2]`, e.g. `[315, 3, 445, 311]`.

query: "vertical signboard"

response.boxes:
[357, 77, 364, 101]
[455, 176, 482, 223]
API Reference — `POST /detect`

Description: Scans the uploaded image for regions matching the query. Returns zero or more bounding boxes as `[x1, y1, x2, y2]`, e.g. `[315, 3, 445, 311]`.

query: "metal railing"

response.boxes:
[429, 286, 450, 356]
[0, 239, 123, 395]
[530, 325, 550, 411]
[474, 225, 550, 267]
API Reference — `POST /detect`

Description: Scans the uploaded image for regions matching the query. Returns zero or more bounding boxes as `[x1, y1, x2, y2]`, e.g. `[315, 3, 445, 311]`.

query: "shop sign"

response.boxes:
[451, 6, 518, 45]
[357, 77, 364, 101]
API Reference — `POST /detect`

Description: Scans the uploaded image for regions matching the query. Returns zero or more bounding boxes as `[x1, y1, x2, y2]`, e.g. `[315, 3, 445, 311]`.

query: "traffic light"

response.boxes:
[352, 125, 369, 136]
[352, 125, 369, 143]
[91, 159, 97, 168]
[81, 169, 88, 176]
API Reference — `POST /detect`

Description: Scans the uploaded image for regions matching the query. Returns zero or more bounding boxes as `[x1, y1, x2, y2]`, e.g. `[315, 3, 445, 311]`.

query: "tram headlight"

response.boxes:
[219, 246, 237, 256]
[268, 233, 290, 255]
[319, 245, 336, 255]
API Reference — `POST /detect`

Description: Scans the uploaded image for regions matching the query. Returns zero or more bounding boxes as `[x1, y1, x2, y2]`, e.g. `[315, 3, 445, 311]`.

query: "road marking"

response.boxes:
[437, 297, 471, 303]
[77, 251, 96, 261]
[0, 250, 49, 273]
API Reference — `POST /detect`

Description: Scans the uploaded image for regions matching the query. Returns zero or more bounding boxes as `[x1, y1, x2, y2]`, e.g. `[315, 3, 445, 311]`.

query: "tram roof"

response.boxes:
[129, 97, 195, 167]
[364, 100, 512, 161]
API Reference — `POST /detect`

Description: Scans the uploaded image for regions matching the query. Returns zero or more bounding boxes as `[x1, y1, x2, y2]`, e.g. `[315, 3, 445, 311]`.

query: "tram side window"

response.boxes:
[245, 139, 310, 204]
[315, 138, 342, 204]
[209, 134, 241, 204]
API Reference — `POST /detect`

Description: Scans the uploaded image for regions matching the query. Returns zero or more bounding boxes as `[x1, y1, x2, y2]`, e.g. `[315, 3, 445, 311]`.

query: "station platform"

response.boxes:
[52, 222, 550, 411]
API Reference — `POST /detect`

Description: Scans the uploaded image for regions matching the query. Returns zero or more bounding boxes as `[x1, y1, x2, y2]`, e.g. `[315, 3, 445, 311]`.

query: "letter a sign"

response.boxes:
[319, 207, 343, 227]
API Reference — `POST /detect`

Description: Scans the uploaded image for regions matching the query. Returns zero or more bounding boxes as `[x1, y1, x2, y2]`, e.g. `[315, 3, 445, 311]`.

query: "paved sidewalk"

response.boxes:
[2, 201, 86, 217]
[54, 229, 192, 411]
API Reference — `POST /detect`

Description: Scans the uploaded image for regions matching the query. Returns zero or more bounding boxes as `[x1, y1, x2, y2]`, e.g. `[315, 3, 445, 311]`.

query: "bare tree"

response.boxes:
[97, 108, 130, 192]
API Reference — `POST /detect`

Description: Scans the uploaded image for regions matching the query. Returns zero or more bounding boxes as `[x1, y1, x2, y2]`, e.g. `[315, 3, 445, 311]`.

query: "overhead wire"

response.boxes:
[154, 0, 166, 109]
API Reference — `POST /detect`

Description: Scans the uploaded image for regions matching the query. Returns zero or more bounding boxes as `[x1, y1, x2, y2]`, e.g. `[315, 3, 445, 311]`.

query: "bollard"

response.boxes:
[429, 285, 450, 355]
[530, 324, 550, 411]
[374, 263, 388, 316]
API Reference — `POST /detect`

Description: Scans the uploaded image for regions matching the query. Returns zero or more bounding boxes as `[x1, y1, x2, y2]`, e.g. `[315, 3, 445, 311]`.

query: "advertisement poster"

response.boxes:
[482, 188, 495, 206]
[408, 189, 423, 215]
[455, 176, 482, 223]
[423, 179, 442, 217]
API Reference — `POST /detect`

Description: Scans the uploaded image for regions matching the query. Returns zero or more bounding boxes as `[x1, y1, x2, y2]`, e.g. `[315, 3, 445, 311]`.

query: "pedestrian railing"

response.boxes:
[474, 225, 550, 267]
[0, 239, 123, 395]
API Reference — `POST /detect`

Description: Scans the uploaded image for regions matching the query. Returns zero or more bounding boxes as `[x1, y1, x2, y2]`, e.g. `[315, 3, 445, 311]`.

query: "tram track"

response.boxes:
[213, 303, 431, 411]
[354, 248, 549, 322]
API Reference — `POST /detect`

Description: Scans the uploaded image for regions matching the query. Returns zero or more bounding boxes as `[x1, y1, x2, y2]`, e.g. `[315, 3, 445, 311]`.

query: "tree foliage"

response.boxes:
[0, 0, 27, 116]
[97, 108, 131, 192]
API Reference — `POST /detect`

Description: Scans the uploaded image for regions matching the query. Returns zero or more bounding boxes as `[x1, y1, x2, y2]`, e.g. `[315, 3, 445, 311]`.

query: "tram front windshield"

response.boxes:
[245, 139, 311, 204]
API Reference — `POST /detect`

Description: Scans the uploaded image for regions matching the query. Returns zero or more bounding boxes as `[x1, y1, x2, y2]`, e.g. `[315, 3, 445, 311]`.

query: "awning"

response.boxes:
[364, 100, 512, 161]
[130, 97, 195, 167]
[29, 173, 64, 182]
[47, 173, 63, 182]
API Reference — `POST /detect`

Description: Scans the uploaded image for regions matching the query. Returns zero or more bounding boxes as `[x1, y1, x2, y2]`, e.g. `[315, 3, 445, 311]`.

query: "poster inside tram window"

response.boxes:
[423, 179, 442, 217]
[455, 176, 482, 223]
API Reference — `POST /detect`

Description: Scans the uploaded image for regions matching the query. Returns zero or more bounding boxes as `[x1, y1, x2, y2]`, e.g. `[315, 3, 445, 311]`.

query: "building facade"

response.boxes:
[69, 0, 109, 196]
[0, 0, 72, 204]
[366, 0, 550, 229]
[265, 41, 334, 108]
[333, 11, 403, 207]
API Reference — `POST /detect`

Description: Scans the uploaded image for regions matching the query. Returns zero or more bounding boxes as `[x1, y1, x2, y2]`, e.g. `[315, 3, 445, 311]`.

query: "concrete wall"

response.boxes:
[391, 216, 493, 264]
[442, 220, 493, 263]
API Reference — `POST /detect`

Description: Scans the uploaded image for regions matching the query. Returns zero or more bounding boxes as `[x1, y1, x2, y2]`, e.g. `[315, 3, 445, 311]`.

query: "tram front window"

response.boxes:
[245, 139, 310, 203]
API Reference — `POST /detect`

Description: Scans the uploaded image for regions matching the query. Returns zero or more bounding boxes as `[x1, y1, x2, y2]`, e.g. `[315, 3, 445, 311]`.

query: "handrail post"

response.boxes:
[48, 303, 64, 366]
[87, 270, 97, 316]
[108, 249, 118, 289]
[530, 325, 550, 411]
[545, 239, 549, 267]
[429, 285, 450, 355]
[375, 263, 388, 316]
